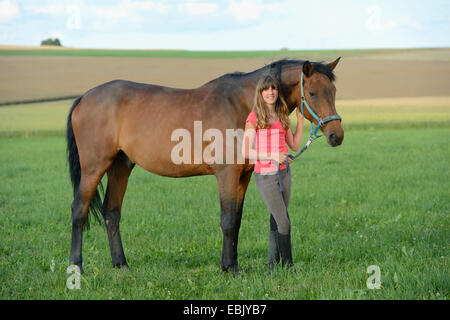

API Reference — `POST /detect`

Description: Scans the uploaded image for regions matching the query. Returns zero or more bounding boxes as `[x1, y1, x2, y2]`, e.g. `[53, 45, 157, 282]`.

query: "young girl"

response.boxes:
[242, 74, 304, 274]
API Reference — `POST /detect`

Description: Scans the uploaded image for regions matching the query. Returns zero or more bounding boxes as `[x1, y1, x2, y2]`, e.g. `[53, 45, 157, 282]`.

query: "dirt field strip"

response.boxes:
[0, 48, 449, 103]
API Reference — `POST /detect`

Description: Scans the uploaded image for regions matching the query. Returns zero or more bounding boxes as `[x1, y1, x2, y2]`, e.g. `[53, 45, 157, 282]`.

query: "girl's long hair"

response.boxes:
[253, 74, 290, 130]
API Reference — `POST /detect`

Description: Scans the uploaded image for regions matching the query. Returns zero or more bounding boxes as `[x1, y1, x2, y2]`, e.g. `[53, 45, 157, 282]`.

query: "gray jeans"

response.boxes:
[254, 169, 291, 235]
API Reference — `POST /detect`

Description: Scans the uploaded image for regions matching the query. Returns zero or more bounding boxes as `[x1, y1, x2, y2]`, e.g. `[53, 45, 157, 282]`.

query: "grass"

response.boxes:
[0, 98, 448, 299]
[1, 97, 449, 138]
[0, 100, 71, 136]
[335, 96, 450, 130]
[0, 48, 444, 59]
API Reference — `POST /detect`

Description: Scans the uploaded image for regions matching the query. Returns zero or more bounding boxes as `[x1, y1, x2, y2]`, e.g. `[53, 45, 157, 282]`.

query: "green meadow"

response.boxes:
[0, 98, 448, 299]
[1, 47, 446, 60]
[1, 97, 449, 137]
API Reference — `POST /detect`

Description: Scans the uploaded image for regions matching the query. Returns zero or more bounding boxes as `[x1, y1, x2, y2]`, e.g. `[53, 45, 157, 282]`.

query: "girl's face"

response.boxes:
[261, 85, 278, 106]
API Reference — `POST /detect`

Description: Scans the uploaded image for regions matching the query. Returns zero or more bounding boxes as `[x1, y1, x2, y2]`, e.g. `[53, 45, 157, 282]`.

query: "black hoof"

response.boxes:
[113, 262, 129, 270]
[222, 264, 239, 274]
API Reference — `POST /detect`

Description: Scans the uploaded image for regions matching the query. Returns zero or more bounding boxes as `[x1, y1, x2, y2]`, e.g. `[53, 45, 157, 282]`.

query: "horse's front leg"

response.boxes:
[216, 168, 252, 273]
[219, 194, 240, 273]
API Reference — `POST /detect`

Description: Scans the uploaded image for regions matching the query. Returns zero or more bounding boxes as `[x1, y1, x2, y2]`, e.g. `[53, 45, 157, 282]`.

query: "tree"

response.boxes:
[41, 38, 62, 46]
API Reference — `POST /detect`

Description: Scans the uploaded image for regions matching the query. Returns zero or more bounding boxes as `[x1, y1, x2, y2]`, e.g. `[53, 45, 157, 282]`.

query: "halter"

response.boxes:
[276, 71, 342, 193]
[300, 71, 342, 138]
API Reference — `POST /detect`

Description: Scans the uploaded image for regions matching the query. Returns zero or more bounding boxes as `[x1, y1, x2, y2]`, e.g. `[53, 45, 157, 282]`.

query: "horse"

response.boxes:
[66, 58, 344, 273]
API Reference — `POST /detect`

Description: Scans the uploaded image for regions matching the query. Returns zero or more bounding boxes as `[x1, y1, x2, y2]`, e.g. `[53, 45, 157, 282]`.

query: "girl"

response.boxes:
[242, 74, 304, 274]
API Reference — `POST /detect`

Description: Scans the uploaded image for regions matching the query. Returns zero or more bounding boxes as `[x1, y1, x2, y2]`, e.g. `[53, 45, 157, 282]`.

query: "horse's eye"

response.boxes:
[309, 92, 316, 98]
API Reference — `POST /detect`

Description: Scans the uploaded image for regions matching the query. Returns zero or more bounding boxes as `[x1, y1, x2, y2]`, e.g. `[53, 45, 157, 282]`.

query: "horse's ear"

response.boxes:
[328, 57, 341, 71]
[302, 61, 313, 77]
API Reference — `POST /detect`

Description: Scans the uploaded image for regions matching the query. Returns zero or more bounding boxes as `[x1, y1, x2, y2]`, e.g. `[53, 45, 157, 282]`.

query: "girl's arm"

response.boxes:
[242, 122, 288, 164]
[286, 107, 304, 152]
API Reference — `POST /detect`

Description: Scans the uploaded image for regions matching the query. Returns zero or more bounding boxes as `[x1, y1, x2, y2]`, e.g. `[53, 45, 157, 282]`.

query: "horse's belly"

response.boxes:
[120, 134, 215, 177]
[116, 98, 237, 177]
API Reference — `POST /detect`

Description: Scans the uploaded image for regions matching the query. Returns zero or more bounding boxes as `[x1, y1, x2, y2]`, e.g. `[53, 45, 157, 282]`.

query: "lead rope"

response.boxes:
[276, 71, 322, 193]
[276, 135, 319, 193]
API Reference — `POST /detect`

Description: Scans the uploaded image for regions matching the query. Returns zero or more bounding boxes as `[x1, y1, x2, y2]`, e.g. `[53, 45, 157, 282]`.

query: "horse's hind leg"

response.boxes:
[70, 161, 111, 273]
[102, 151, 134, 269]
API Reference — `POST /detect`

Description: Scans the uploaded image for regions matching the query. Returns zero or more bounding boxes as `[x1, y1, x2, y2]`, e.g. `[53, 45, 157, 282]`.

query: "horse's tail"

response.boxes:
[66, 96, 104, 230]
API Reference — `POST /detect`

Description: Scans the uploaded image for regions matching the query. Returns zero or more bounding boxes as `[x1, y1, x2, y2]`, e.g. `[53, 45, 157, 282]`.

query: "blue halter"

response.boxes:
[276, 71, 342, 193]
[300, 71, 342, 138]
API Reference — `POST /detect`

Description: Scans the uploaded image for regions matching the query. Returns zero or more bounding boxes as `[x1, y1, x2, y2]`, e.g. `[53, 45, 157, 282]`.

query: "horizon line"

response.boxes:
[1, 44, 449, 52]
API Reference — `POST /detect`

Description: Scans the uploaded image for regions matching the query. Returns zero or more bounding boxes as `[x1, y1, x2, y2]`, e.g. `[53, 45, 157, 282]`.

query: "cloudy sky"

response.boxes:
[1, 0, 449, 50]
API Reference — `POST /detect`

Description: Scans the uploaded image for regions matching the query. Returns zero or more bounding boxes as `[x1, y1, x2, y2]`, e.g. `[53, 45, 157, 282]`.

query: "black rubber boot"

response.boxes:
[276, 231, 293, 268]
[268, 230, 280, 275]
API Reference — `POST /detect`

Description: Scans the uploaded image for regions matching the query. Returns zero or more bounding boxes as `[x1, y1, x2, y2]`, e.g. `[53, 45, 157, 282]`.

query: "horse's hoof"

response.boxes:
[222, 264, 239, 274]
[120, 265, 130, 272]
[113, 262, 129, 271]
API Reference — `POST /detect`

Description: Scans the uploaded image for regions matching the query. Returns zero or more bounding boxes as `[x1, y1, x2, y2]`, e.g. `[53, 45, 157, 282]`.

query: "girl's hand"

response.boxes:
[272, 152, 289, 164]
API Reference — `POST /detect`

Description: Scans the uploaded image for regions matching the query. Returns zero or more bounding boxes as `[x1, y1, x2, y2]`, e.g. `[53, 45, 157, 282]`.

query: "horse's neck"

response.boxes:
[225, 72, 260, 112]
[207, 64, 301, 114]
[236, 67, 300, 114]
[281, 66, 302, 113]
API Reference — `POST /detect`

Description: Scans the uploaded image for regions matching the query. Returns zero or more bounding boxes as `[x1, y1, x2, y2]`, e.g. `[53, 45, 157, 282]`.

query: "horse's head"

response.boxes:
[300, 58, 344, 147]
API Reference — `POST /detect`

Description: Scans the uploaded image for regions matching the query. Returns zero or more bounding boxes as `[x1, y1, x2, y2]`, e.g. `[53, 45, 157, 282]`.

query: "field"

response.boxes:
[3, 46, 447, 59]
[1, 47, 450, 104]
[1, 96, 449, 137]
[0, 48, 449, 300]
[0, 99, 449, 300]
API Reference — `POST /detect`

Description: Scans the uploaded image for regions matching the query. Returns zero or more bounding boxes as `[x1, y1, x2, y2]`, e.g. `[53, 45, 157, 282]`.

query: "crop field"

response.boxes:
[3, 46, 444, 59]
[1, 96, 449, 137]
[0, 96, 448, 300]
[1, 47, 449, 104]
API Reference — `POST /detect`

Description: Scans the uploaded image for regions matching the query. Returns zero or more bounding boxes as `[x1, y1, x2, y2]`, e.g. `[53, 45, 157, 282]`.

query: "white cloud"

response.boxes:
[96, 0, 167, 18]
[95, 6, 127, 20]
[181, 2, 218, 15]
[50, 31, 63, 39]
[94, 0, 168, 26]
[66, 5, 81, 30]
[25, 2, 66, 15]
[24, 2, 82, 30]
[228, 0, 261, 21]
[95, 0, 217, 21]
[0, 0, 20, 23]
[366, 5, 396, 31]
[123, 0, 167, 12]
[227, 0, 281, 22]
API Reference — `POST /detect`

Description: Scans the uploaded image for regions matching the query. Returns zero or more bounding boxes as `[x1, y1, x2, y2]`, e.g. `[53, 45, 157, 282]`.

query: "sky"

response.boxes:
[0, 0, 449, 50]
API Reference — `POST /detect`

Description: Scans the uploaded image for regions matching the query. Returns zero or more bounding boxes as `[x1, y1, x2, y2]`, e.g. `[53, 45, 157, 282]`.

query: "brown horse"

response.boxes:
[66, 58, 344, 273]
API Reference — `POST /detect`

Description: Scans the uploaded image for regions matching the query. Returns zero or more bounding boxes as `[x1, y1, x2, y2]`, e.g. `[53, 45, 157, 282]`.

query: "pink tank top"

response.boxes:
[246, 111, 288, 174]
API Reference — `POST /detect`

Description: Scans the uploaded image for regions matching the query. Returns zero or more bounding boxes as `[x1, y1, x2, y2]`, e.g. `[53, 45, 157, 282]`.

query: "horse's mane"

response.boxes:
[204, 59, 335, 86]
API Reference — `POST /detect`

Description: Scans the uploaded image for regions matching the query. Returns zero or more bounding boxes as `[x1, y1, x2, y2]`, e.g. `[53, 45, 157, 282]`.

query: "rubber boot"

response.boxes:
[268, 230, 280, 275]
[276, 231, 294, 268]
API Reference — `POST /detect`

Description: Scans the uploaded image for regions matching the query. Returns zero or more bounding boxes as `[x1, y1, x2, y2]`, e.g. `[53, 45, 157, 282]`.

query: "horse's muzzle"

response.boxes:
[327, 132, 344, 147]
